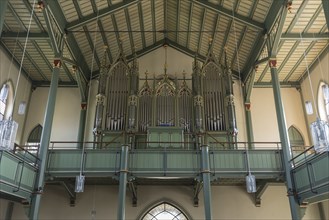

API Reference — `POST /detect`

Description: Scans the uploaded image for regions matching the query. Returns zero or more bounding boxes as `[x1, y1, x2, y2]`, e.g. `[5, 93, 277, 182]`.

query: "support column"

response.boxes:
[0, 0, 9, 37]
[244, 103, 254, 149]
[29, 59, 61, 220]
[244, 68, 257, 149]
[269, 58, 300, 220]
[201, 145, 212, 220]
[117, 145, 129, 220]
[77, 102, 87, 148]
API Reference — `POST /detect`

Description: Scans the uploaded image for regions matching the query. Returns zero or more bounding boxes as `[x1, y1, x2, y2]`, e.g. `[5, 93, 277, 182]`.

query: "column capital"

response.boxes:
[269, 57, 277, 68]
[53, 59, 62, 68]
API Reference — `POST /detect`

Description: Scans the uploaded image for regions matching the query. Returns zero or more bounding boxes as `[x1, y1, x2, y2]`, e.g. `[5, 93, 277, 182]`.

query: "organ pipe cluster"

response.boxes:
[93, 47, 238, 144]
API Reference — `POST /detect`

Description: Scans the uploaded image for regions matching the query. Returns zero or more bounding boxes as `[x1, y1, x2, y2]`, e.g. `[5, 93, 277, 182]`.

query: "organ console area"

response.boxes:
[93, 46, 238, 149]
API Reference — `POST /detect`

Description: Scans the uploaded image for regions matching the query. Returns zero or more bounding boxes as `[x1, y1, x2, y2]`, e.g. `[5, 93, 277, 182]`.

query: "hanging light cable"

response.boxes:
[300, 28, 329, 153]
[231, 1, 256, 193]
[0, 0, 37, 151]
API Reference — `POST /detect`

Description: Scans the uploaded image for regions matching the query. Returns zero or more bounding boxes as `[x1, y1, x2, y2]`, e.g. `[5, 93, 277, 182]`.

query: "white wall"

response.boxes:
[0, 47, 32, 145]
[8, 185, 321, 220]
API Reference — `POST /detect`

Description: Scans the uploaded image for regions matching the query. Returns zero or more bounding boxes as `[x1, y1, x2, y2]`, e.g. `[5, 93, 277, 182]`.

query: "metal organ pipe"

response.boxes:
[225, 69, 238, 137]
[94, 49, 109, 137]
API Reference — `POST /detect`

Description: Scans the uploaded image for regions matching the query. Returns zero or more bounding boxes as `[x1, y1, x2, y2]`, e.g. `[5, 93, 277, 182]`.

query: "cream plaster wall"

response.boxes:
[250, 87, 309, 145]
[23, 87, 81, 146]
[0, 47, 32, 145]
[7, 185, 322, 220]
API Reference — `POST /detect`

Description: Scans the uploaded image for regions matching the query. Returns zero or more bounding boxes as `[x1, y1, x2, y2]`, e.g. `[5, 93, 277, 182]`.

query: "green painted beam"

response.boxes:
[151, 0, 156, 44]
[284, 0, 309, 33]
[299, 43, 329, 83]
[197, 9, 206, 54]
[209, 14, 220, 52]
[111, 14, 123, 52]
[242, 0, 285, 82]
[322, 0, 329, 30]
[97, 20, 113, 64]
[137, 2, 146, 49]
[186, 2, 193, 48]
[0, 0, 9, 37]
[125, 8, 135, 54]
[283, 41, 317, 82]
[191, 0, 264, 30]
[175, 0, 181, 43]
[281, 33, 329, 41]
[44, 0, 91, 81]
[66, 0, 140, 31]
[16, 41, 48, 81]
[253, 81, 300, 88]
[1, 32, 49, 40]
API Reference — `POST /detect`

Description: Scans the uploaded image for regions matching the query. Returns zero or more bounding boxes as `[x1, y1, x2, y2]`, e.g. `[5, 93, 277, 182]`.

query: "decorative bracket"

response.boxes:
[61, 181, 76, 207]
[128, 180, 137, 207]
[193, 179, 203, 207]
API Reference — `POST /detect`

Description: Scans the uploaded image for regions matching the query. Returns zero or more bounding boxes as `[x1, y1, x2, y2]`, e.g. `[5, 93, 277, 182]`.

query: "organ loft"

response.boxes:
[93, 44, 238, 149]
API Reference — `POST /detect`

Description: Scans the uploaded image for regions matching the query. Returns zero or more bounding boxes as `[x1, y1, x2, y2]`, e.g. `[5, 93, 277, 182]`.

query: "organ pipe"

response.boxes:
[94, 48, 109, 137]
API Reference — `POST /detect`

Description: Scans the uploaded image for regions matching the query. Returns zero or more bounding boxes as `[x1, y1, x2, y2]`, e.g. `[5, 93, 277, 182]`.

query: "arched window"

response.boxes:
[26, 124, 43, 154]
[288, 126, 305, 154]
[318, 82, 329, 122]
[141, 202, 188, 220]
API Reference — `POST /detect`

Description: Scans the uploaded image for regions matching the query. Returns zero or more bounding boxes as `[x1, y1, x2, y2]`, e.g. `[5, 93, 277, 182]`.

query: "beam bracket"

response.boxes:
[128, 180, 137, 207]
[61, 181, 77, 207]
[193, 179, 203, 207]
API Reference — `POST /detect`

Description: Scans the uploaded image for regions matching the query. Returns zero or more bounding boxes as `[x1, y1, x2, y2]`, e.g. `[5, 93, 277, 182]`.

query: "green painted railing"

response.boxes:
[0, 150, 38, 203]
[291, 150, 329, 204]
[45, 146, 283, 179]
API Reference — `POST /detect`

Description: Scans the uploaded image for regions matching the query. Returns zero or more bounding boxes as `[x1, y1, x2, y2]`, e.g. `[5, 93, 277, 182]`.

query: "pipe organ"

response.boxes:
[94, 47, 237, 148]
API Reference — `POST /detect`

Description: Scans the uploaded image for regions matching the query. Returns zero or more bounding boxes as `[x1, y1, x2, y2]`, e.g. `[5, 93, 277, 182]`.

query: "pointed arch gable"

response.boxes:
[288, 125, 305, 147]
[139, 200, 190, 220]
[27, 124, 43, 143]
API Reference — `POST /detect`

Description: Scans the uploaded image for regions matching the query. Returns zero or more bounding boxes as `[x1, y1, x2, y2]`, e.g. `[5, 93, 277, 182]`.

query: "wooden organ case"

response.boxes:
[94, 48, 237, 149]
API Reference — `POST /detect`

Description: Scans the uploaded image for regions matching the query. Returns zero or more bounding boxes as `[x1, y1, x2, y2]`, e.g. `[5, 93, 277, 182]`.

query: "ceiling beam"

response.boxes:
[16, 41, 48, 81]
[209, 14, 219, 52]
[0, 0, 9, 37]
[257, 41, 284, 82]
[322, 0, 329, 30]
[264, 0, 285, 32]
[91, 39, 165, 76]
[44, 0, 91, 80]
[281, 33, 329, 41]
[299, 43, 329, 83]
[22, 0, 45, 31]
[66, 0, 140, 31]
[124, 8, 135, 55]
[111, 14, 123, 52]
[190, 0, 264, 30]
[284, 0, 309, 33]
[253, 81, 300, 88]
[242, 0, 285, 83]
[1, 32, 49, 40]
[175, 0, 181, 43]
[137, 2, 146, 48]
[32, 80, 78, 87]
[197, 9, 206, 54]
[186, 2, 193, 48]
[284, 41, 317, 82]
[97, 20, 113, 64]
[151, 0, 156, 44]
